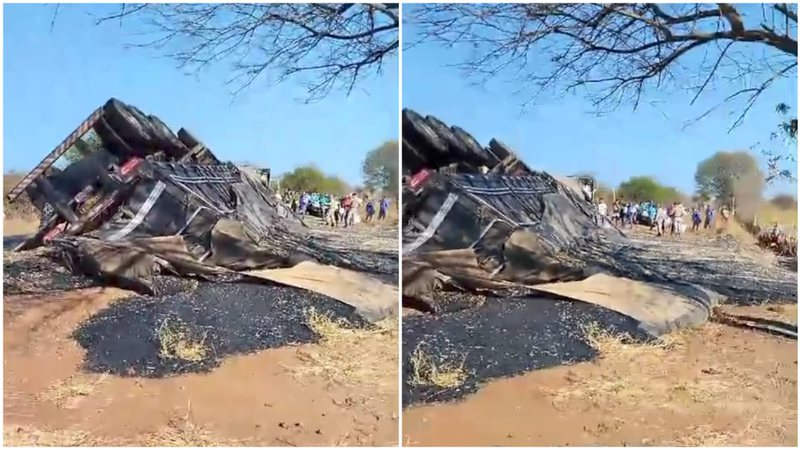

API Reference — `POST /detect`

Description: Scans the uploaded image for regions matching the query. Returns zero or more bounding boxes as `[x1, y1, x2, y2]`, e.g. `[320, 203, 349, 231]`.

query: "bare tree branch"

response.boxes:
[408, 3, 797, 128]
[94, 3, 399, 102]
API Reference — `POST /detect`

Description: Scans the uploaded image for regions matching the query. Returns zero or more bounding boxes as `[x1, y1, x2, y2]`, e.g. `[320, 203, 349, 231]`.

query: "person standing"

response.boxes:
[673, 202, 686, 236]
[298, 192, 309, 219]
[648, 202, 658, 230]
[341, 194, 353, 228]
[655, 204, 667, 237]
[379, 197, 390, 221]
[704, 205, 714, 229]
[350, 193, 363, 226]
[325, 196, 337, 227]
[621, 202, 629, 227]
[691, 207, 702, 232]
[596, 197, 608, 226]
[365, 199, 375, 223]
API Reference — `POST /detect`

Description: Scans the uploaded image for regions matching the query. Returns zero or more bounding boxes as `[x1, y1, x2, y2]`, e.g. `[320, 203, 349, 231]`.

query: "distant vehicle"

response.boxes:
[307, 193, 332, 217]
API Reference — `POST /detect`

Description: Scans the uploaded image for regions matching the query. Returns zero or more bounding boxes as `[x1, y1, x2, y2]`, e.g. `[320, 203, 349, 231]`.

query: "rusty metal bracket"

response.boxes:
[7, 107, 104, 202]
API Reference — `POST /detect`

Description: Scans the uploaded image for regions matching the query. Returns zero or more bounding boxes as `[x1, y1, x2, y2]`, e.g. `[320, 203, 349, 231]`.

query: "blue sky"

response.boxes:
[3, 4, 398, 185]
[403, 6, 797, 197]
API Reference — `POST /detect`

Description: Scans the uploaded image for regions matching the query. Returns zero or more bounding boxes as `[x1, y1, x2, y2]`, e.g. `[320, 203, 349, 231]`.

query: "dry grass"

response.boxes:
[408, 343, 468, 389]
[156, 318, 208, 362]
[291, 308, 397, 394]
[4, 419, 242, 447]
[4, 427, 94, 447]
[38, 375, 107, 408]
[143, 417, 243, 447]
[543, 322, 796, 444]
[757, 203, 797, 228]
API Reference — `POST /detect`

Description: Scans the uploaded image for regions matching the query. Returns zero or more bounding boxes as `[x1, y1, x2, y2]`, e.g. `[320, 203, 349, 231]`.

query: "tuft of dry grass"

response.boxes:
[157, 318, 208, 362]
[582, 321, 687, 361]
[408, 343, 468, 389]
[144, 417, 243, 447]
[291, 308, 397, 394]
[38, 374, 107, 408]
[3, 426, 93, 447]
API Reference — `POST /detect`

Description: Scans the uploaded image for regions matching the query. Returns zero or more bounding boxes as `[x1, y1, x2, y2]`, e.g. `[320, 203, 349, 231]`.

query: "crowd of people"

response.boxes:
[287, 191, 391, 228]
[595, 198, 729, 237]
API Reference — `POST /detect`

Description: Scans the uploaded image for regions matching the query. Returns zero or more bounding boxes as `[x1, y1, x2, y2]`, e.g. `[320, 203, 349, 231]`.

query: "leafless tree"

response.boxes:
[409, 3, 797, 130]
[97, 3, 399, 101]
[761, 102, 798, 183]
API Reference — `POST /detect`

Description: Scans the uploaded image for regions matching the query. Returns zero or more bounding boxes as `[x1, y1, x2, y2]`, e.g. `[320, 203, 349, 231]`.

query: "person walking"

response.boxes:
[596, 197, 608, 227]
[621, 202, 629, 227]
[704, 205, 714, 229]
[298, 192, 309, 219]
[325, 196, 337, 227]
[349, 193, 363, 226]
[365, 199, 375, 223]
[341, 194, 353, 228]
[655, 204, 667, 237]
[379, 197, 390, 221]
[691, 208, 702, 232]
[673, 202, 686, 236]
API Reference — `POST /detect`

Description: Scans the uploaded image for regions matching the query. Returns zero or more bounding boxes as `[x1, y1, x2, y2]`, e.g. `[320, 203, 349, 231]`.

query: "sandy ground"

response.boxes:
[3, 217, 38, 237]
[404, 304, 796, 446]
[403, 224, 797, 446]
[3, 218, 400, 446]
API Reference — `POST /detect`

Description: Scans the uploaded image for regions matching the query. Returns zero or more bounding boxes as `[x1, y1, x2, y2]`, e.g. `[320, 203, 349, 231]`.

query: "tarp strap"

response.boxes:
[402, 193, 459, 256]
[459, 190, 520, 228]
[470, 219, 499, 248]
[176, 207, 204, 236]
[198, 249, 212, 262]
[108, 181, 166, 241]
[170, 179, 234, 215]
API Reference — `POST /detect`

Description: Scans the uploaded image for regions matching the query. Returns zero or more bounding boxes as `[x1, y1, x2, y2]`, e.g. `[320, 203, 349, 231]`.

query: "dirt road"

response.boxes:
[3, 218, 399, 446]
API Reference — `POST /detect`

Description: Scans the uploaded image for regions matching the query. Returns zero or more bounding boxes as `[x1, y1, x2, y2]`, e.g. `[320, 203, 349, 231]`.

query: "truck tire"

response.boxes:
[425, 115, 470, 162]
[403, 109, 448, 162]
[102, 99, 155, 147]
[177, 128, 201, 149]
[402, 138, 428, 174]
[488, 138, 514, 160]
[451, 126, 489, 166]
[148, 114, 187, 157]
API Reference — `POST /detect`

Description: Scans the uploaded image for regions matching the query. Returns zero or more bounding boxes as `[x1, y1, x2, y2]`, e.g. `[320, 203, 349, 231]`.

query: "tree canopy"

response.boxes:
[616, 176, 684, 204]
[694, 151, 765, 219]
[361, 140, 398, 196]
[279, 165, 349, 196]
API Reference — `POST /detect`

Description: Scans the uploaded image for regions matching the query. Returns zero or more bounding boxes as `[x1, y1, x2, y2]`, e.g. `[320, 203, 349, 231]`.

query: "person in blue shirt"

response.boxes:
[298, 192, 309, 218]
[692, 208, 702, 231]
[365, 199, 376, 222]
[648, 202, 658, 229]
[704, 205, 714, 229]
[379, 197, 390, 221]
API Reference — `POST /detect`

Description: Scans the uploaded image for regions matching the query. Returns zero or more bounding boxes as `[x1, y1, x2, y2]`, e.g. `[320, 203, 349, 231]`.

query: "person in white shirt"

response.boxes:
[596, 198, 608, 226]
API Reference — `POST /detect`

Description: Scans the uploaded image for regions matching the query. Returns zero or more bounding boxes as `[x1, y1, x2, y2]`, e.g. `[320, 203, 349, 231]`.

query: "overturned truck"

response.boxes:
[401, 109, 797, 334]
[7, 99, 395, 322]
[7, 98, 236, 249]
